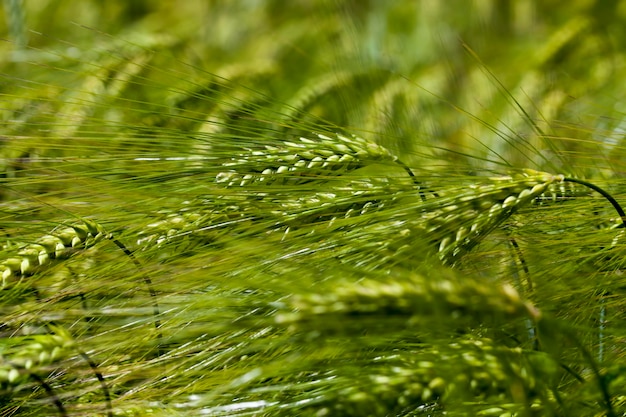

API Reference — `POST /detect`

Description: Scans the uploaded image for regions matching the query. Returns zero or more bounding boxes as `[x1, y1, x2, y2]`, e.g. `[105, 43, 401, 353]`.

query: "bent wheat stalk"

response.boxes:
[507, 177, 626, 361]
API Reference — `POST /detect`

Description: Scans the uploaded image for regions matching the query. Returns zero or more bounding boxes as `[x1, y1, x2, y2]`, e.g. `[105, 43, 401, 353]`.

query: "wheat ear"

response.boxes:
[0, 219, 163, 354]
[0, 325, 112, 417]
[0, 219, 111, 286]
[277, 271, 537, 327]
[216, 132, 406, 186]
[136, 176, 418, 253]
[135, 198, 258, 252]
[430, 170, 566, 265]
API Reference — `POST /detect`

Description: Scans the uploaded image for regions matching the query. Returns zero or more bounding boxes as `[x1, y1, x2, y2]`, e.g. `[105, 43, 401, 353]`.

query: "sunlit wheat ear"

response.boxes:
[136, 204, 209, 250]
[533, 178, 591, 205]
[432, 170, 566, 266]
[134, 193, 381, 253]
[215, 132, 405, 186]
[0, 220, 111, 287]
[137, 178, 422, 260]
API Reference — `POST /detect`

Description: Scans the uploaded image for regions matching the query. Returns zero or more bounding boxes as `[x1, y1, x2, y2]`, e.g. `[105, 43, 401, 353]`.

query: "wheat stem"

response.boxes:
[562, 177, 626, 228]
[25, 372, 67, 417]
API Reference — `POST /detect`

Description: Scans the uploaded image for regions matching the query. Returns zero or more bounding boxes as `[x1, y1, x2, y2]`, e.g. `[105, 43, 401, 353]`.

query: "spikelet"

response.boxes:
[216, 132, 399, 187]
[0, 219, 110, 289]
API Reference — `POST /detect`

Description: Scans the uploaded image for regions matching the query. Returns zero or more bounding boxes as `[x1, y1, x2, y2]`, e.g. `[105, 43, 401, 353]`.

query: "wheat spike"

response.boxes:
[0, 220, 110, 288]
[275, 271, 551, 415]
[135, 198, 259, 254]
[427, 170, 566, 265]
[0, 325, 112, 417]
[303, 338, 556, 417]
[275, 177, 414, 226]
[533, 178, 590, 205]
[277, 271, 536, 327]
[136, 176, 418, 254]
[216, 132, 400, 187]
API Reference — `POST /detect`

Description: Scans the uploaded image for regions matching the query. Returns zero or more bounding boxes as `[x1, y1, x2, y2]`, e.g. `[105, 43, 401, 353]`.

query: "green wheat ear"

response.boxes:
[429, 169, 566, 265]
[0, 325, 112, 417]
[216, 132, 402, 187]
[0, 220, 110, 287]
[276, 269, 537, 328]
[136, 168, 419, 253]
[0, 218, 162, 352]
[273, 271, 554, 415]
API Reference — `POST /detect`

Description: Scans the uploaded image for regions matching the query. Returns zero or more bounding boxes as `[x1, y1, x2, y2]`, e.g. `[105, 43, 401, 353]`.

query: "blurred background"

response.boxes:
[2, 0, 626, 176]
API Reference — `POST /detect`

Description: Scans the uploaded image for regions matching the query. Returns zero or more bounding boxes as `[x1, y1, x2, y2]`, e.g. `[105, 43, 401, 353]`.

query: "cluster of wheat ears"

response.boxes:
[3, 3, 626, 415]
[2, 123, 626, 415]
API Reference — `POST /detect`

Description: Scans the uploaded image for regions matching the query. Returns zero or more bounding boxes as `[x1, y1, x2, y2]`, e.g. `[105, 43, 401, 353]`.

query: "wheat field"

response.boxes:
[1, 1, 626, 416]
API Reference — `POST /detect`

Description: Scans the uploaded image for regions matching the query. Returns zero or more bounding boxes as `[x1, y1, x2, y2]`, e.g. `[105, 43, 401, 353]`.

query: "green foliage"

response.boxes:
[1, 1, 626, 416]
